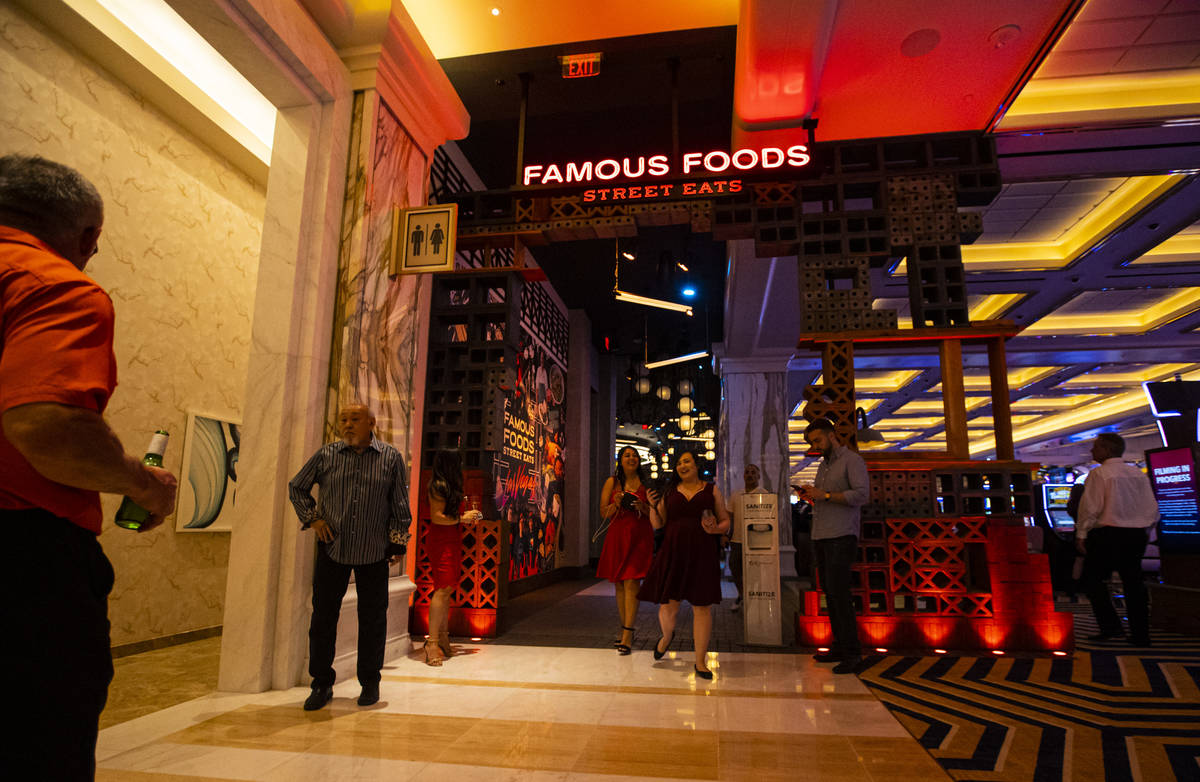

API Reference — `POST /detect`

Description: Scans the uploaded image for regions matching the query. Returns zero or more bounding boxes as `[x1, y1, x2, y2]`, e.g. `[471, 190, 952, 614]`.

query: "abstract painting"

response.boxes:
[176, 413, 240, 532]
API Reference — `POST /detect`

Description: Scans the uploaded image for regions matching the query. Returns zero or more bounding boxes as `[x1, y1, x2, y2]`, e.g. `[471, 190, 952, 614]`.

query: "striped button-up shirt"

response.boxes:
[288, 436, 413, 565]
[811, 444, 870, 540]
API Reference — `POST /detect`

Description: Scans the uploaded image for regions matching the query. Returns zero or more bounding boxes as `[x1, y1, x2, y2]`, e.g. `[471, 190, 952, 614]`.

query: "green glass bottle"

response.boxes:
[114, 430, 169, 531]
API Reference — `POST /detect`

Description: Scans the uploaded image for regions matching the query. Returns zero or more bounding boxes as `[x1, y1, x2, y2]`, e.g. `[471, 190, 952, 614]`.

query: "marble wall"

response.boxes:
[719, 368, 793, 566]
[0, 6, 264, 645]
[326, 91, 428, 458]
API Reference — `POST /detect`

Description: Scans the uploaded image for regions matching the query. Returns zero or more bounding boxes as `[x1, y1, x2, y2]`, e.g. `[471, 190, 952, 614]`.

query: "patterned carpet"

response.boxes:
[856, 607, 1200, 782]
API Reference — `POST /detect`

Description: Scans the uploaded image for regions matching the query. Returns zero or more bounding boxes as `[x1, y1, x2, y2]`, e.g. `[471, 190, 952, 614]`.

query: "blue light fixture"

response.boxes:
[682, 287, 696, 297]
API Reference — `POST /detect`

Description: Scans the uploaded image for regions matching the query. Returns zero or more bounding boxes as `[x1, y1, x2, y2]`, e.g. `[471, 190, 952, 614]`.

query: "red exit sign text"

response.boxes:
[560, 52, 602, 79]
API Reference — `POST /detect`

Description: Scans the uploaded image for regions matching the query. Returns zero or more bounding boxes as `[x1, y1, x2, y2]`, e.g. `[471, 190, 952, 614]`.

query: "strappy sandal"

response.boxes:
[423, 639, 444, 667]
[616, 625, 635, 655]
[438, 636, 453, 658]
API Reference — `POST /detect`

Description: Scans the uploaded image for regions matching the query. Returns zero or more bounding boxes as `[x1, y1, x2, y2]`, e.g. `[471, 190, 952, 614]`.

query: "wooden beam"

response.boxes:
[940, 339, 969, 459]
[988, 337, 1015, 460]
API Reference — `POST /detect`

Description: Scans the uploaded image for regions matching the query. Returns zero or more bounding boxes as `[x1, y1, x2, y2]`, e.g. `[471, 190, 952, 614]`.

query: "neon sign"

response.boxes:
[521, 145, 811, 187]
[560, 52, 602, 79]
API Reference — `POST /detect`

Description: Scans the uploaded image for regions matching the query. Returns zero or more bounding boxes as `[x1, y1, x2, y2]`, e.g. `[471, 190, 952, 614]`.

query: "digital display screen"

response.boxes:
[1147, 446, 1200, 552]
[1042, 483, 1075, 530]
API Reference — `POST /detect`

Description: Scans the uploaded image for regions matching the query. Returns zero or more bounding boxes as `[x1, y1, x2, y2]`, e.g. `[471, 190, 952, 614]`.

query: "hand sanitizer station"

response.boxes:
[741, 488, 783, 646]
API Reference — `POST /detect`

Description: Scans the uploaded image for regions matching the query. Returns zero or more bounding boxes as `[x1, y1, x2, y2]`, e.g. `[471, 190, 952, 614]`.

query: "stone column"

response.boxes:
[218, 3, 467, 692]
[716, 355, 795, 577]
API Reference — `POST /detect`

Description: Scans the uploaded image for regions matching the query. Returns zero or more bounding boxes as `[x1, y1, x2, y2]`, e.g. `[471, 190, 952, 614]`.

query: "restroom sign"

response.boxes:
[390, 203, 457, 276]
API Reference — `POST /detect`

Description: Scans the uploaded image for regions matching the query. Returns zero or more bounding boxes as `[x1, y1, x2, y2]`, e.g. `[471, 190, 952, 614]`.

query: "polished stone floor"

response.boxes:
[96, 579, 943, 781]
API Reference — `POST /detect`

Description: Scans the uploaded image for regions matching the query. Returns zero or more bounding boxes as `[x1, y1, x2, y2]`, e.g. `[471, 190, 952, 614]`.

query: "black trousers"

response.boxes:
[308, 544, 389, 689]
[1082, 526, 1150, 641]
[814, 535, 861, 658]
[2, 508, 113, 781]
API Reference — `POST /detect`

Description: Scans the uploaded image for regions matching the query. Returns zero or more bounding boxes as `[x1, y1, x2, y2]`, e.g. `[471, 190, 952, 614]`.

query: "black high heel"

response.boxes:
[694, 665, 713, 680]
[616, 625, 635, 655]
[653, 631, 674, 661]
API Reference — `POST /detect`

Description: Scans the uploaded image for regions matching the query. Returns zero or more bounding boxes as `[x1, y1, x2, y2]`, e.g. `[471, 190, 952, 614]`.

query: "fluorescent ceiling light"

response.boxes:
[645, 350, 709, 370]
[614, 289, 693, 316]
[892, 176, 1182, 274]
[970, 389, 1150, 456]
[931, 366, 1062, 392]
[1129, 233, 1200, 265]
[1023, 287, 1200, 336]
[1000, 70, 1200, 129]
[1062, 363, 1196, 388]
[74, 0, 275, 163]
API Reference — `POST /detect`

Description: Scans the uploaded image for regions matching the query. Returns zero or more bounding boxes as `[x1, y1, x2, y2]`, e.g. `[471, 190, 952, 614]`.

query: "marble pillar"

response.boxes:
[717, 357, 795, 577]
[217, 3, 467, 692]
[219, 97, 355, 692]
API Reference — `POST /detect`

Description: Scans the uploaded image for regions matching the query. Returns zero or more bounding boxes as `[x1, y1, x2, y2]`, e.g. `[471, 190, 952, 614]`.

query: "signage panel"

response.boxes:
[1147, 445, 1200, 552]
[560, 52, 602, 79]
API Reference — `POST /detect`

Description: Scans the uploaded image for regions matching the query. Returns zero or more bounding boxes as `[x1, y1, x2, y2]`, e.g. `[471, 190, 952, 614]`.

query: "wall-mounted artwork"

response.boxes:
[176, 413, 240, 532]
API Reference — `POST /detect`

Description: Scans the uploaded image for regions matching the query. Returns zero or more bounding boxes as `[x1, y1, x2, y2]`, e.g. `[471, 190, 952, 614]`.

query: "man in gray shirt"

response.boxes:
[289, 403, 412, 709]
[796, 418, 870, 673]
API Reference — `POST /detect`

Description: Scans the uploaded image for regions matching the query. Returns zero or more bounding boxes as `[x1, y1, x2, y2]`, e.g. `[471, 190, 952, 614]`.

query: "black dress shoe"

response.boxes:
[832, 657, 864, 675]
[812, 651, 842, 663]
[653, 632, 674, 661]
[303, 685, 333, 711]
[357, 684, 379, 706]
[694, 666, 714, 680]
[1086, 631, 1125, 642]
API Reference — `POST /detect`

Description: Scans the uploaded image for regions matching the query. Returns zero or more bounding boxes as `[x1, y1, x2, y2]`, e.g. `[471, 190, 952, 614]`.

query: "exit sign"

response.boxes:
[560, 52, 602, 79]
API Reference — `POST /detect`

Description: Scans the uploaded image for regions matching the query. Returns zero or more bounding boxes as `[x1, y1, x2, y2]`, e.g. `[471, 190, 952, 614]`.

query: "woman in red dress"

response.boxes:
[596, 446, 654, 654]
[638, 450, 731, 680]
[424, 450, 479, 666]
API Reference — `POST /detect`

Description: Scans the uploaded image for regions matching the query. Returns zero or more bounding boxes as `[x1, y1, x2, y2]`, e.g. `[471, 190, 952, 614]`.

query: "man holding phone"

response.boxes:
[795, 419, 870, 674]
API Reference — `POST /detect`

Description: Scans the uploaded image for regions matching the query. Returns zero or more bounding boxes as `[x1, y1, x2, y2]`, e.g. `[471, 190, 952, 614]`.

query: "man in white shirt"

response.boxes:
[1075, 433, 1160, 646]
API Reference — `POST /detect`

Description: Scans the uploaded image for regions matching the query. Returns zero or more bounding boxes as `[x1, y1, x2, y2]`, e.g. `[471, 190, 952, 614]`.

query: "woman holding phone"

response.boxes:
[638, 450, 731, 680]
[596, 446, 654, 655]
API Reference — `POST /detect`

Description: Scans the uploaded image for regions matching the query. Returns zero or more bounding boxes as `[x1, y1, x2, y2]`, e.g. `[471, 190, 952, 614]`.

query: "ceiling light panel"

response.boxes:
[894, 397, 990, 415]
[1023, 287, 1200, 336]
[1009, 394, 1102, 412]
[1060, 363, 1197, 388]
[892, 175, 1183, 274]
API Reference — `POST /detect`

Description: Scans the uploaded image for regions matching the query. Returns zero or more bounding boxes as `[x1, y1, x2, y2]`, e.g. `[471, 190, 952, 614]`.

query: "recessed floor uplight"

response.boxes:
[682, 287, 696, 297]
[992, 650, 1005, 655]
[817, 647, 830, 652]
[934, 648, 947, 654]
[470, 637, 482, 641]
[1053, 650, 1068, 656]
[875, 647, 888, 653]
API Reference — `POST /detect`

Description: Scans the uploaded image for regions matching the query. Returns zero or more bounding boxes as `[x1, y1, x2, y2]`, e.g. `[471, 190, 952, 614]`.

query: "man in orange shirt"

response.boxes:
[0, 155, 178, 780]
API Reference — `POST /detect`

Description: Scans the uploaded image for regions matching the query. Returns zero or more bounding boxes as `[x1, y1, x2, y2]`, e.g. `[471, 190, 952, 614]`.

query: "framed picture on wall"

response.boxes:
[175, 412, 241, 532]
[389, 203, 457, 275]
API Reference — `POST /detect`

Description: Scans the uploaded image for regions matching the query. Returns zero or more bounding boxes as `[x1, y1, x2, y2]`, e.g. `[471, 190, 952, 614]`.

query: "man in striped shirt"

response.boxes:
[289, 403, 412, 709]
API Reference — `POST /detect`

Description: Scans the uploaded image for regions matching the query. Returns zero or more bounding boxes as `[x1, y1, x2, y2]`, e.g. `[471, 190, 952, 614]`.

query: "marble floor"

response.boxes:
[95, 640, 943, 781]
